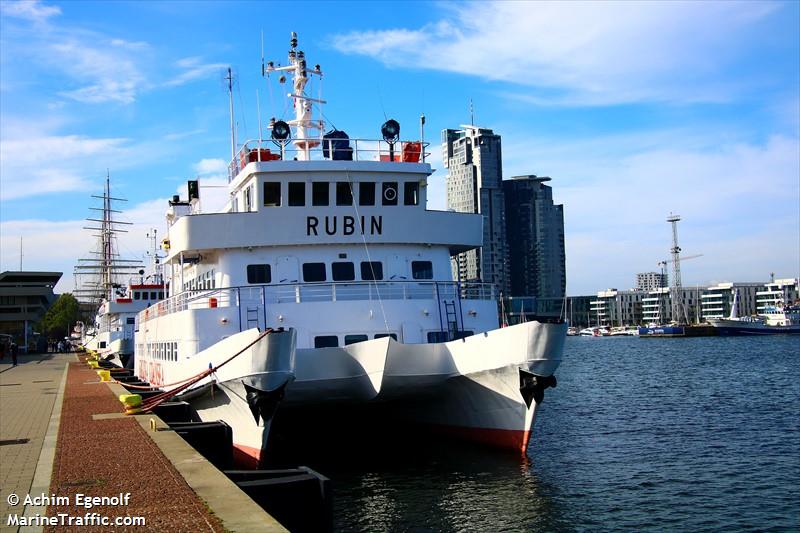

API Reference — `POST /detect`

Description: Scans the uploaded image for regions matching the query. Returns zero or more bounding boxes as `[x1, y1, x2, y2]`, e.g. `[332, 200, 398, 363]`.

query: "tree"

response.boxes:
[39, 293, 81, 340]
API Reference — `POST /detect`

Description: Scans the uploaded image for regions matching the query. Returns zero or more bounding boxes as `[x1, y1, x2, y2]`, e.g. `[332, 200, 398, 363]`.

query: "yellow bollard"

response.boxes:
[97, 369, 111, 382]
[119, 394, 142, 409]
[87, 360, 99, 369]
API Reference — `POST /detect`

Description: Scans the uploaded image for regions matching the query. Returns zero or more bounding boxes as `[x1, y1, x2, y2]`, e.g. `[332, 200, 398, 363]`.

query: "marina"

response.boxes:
[1, 3, 798, 532]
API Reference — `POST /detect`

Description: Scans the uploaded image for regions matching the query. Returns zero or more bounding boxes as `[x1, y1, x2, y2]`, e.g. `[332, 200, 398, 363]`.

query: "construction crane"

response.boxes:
[663, 214, 704, 324]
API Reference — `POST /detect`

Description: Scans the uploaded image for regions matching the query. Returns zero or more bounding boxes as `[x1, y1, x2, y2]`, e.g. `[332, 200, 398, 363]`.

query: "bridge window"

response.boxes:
[134, 292, 140, 300]
[412, 261, 433, 280]
[404, 182, 419, 205]
[314, 335, 339, 348]
[244, 185, 253, 211]
[382, 182, 398, 206]
[126, 317, 135, 325]
[247, 264, 272, 284]
[312, 182, 329, 206]
[359, 182, 375, 206]
[336, 182, 353, 206]
[344, 334, 368, 345]
[263, 182, 281, 207]
[374, 333, 398, 340]
[288, 182, 305, 206]
[427, 331, 448, 343]
[303, 262, 326, 282]
[360, 261, 383, 281]
[332, 262, 355, 281]
[150, 292, 158, 300]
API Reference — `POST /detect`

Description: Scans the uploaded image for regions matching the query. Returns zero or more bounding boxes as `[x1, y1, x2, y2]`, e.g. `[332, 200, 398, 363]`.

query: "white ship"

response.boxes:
[135, 32, 566, 463]
[708, 290, 800, 335]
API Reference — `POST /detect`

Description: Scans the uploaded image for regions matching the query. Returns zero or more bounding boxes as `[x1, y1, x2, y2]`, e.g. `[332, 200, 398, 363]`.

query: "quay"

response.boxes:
[0, 351, 285, 532]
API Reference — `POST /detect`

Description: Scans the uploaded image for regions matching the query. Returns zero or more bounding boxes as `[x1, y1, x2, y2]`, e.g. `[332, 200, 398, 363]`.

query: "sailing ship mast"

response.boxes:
[73, 173, 143, 305]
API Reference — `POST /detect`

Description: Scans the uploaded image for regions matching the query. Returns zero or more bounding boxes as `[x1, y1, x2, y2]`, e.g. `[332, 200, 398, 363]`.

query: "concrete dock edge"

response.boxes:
[106, 381, 286, 533]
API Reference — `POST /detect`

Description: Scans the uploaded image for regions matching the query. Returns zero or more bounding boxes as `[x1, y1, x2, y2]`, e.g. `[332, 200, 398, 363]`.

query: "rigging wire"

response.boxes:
[346, 171, 390, 334]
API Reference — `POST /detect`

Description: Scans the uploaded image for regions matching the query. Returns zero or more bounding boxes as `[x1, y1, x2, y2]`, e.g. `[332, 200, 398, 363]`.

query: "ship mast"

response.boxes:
[73, 172, 143, 305]
[264, 32, 325, 160]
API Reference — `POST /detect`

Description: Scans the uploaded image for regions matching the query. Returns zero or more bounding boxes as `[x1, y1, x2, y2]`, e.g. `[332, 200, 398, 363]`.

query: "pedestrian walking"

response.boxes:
[10, 342, 19, 366]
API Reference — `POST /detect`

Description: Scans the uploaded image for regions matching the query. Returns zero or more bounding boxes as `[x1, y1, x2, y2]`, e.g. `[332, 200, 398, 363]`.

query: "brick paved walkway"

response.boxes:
[0, 352, 72, 532]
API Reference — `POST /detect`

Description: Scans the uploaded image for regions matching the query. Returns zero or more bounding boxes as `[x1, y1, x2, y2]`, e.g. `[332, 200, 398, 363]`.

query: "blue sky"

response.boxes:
[1, 0, 798, 295]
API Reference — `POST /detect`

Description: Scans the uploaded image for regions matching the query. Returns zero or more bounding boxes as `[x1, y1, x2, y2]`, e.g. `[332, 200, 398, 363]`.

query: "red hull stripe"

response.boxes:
[433, 424, 532, 455]
[232, 443, 262, 469]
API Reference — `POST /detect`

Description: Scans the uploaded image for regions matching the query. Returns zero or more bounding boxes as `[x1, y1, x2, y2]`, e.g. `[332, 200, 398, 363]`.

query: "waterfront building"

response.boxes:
[642, 286, 704, 324]
[756, 278, 799, 311]
[0, 271, 62, 352]
[589, 289, 645, 327]
[443, 125, 509, 294]
[503, 175, 566, 299]
[636, 271, 667, 292]
[565, 295, 594, 328]
[700, 282, 761, 320]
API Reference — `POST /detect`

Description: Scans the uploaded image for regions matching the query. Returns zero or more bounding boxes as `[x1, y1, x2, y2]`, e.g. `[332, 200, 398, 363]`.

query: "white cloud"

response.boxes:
[0, 133, 130, 200]
[164, 57, 228, 88]
[192, 158, 227, 176]
[0, 0, 60, 23]
[330, 1, 780, 105]
[499, 131, 799, 294]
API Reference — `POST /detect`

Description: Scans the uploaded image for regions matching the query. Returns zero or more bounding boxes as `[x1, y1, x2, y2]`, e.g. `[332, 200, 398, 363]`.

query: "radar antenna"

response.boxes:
[264, 32, 325, 160]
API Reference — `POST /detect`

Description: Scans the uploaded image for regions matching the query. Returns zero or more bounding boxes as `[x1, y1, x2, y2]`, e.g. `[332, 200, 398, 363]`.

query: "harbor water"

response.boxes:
[300, 336, 800, 531]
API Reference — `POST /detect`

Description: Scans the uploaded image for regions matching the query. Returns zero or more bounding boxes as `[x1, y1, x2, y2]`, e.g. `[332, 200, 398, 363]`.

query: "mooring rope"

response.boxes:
[125, 328, 274, 414]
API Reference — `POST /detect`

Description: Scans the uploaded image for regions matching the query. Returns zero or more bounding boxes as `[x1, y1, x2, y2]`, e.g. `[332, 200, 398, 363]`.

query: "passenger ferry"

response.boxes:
[135, 33, 566, 464]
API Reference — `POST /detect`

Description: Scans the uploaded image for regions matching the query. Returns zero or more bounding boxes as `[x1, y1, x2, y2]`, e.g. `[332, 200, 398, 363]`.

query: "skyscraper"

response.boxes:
[442, 126, 509, 294]
[503, 176, 566, 299]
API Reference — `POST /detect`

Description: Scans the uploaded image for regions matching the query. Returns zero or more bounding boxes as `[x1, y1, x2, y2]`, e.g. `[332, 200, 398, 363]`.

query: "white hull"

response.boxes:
[281, 320, 566, 453]
[136, 326, 296, 467]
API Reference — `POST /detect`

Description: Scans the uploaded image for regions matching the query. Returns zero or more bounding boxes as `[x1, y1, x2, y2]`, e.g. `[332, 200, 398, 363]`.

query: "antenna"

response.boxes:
[261, 30, 265, 77]
[19, 236, 23, 270]
[256, 89, 263, 144]
[420, 113, 426, 162]
[226, 67, 236, 161]
[469, 98, 474, 126]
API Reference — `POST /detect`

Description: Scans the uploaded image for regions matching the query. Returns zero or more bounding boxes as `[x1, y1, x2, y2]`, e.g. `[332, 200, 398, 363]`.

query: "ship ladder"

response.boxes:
[444, 300, 459, 340]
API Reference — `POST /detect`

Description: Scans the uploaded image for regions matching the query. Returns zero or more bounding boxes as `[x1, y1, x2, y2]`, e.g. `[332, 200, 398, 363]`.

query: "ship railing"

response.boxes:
[228, 138, 431, 182]
[138, 281, 495, 323]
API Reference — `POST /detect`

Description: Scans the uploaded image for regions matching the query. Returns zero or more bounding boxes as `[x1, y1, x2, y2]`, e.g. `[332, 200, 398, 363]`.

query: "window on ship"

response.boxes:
[344, 334, 368, 345]
[359, 182, 375, 206]
[312, 182, 329, 206]
[360, 261, 383, 281]
[336, 182, 353, 206]
[303, 262, 326, 282]
[288, 182, 305, 206]
[412, 261, 433, 280]
[263, 182, 281, 207]
[247, 264, 272, 284]
[314, 335, 339, 348]
[332, 262, 355, 281]
[404, 181, 419, 205]
[374, 333, 398, 340]
[382, 181, 398, 206]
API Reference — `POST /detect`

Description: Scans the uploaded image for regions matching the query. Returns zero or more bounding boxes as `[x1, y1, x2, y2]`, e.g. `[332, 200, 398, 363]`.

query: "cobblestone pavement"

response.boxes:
[0, 352, 71, 532]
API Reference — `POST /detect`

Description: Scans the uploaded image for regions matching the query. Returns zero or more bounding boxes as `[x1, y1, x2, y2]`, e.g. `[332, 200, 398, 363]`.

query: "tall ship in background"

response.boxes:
[74, 175, 164, 365]
[135, 32, 566, 464]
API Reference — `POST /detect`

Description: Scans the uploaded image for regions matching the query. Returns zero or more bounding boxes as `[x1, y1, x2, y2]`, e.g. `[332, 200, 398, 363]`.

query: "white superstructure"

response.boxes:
[135, 33, 566, 462]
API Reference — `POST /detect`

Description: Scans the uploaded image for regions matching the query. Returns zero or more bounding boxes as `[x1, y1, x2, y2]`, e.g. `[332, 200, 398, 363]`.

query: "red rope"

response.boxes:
[135, 328, 274, 413]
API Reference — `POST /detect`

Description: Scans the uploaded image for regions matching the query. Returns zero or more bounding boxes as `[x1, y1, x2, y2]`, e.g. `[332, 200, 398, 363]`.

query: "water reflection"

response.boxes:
[272, 435, 567, 532]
